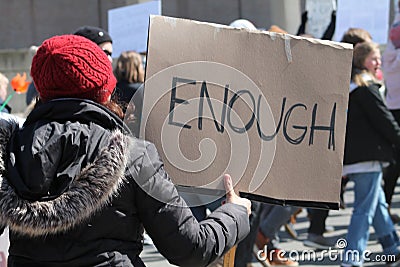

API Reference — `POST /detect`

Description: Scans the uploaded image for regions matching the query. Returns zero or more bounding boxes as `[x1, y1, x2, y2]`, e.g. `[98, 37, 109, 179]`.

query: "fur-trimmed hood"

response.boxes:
[0, 99, 131, 237]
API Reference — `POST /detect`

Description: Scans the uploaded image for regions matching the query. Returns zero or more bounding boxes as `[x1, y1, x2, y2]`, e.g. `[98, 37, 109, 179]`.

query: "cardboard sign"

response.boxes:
[141, 15, 353, 209]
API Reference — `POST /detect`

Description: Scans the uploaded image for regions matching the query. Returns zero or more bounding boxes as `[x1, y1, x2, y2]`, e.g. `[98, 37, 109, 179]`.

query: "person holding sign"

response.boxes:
[341, 42, 400, 267]
[0, 35, 251, 267]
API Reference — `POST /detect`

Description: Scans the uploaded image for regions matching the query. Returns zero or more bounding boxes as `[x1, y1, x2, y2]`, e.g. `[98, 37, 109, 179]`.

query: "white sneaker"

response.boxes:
[143, 233, 154, 245]
[303, 233, 336, 250]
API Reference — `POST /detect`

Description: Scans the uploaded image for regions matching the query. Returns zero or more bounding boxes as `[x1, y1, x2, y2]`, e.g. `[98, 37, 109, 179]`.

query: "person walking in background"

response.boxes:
[114, 50, 144, 106]
[339, 27, 373, 210]
[0, 73, 11, 114]
[25, 46, 39, 107]
[296, 9, 336, 40]
[0, 34, 251, 267]
[114, 50, 145, 137]
[0, 72, 26, 126]
[381, 0, 400, 224]
[341, 41, 400, 267]
[254, 204, 299, 266]
[341, 28, 373, 46]
[74, 25, 113, 63]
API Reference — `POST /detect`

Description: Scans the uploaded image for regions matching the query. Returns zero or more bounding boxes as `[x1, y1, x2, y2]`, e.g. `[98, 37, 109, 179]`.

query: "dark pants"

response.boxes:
[383, 109, 400, 206]
[308, 208, 329, 235]
[234, 201, 262, 267]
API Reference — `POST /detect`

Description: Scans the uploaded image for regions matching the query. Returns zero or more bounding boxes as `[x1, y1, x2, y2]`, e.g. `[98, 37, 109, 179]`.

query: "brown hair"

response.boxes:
[103, 99, 124, 119]
[351, 42, 379, 87]
[114, 51, 145, 83]
[341, 28, 372, 46]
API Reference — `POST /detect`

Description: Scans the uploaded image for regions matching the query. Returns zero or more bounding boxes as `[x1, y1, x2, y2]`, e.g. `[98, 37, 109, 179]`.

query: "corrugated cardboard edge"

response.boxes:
[149, 15, 354, 51]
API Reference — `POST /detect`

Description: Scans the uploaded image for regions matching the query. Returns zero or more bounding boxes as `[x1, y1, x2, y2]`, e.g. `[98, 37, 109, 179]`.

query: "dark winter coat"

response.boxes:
[114, 81, 143, 137]
[344, 83, 400, 165]
[0, 99, 249, 267]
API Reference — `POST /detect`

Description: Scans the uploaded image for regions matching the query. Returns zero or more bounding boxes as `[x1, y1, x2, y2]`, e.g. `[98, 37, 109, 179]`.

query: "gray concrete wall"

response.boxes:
[162, 0, 302, 34]
[0, 0, 139, 49]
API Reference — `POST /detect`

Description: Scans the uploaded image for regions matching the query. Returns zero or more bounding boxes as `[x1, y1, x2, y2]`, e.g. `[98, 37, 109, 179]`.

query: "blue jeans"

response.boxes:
[342, 171, 399, 266]
[259, 204, 298, 249]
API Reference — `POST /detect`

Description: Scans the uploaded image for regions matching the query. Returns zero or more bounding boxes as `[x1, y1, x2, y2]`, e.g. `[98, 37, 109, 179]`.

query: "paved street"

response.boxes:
[140, 180, 400, 266]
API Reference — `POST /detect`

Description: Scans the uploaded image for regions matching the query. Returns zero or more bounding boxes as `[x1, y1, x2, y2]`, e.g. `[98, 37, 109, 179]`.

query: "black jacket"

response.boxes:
[0, 99, 249, 267]
[344, 83, 400, 165]
[114, 81, 143, 137]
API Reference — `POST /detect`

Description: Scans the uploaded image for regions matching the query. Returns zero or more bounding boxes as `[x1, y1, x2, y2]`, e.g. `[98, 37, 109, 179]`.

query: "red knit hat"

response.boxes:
[31, 34, 116, 103]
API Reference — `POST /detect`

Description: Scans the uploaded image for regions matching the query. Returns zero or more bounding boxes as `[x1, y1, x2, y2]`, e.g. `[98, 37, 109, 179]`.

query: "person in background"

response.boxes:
[341, 28, 373, 46]
[74, 25, 113, 63]
[229, 19, 257, 30]
[114, 50, 145, 137]
[296, 10, 336, 40]
[381, 0, 400, 225]
[114, 50, 144, 106]
[25, 46, 39, 107]
[254, 204, 299, 266]
[341, 41, 400, 267]
[338, 28, 373, 211]
[0, 34, 251, 267]
[0, 72, 11, 114]
[0, 72, 26, 127]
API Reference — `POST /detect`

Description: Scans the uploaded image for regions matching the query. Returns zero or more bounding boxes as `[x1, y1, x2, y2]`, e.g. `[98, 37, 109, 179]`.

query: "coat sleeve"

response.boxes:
[132, 143, 250, 267]
[352, 84, 400, 146]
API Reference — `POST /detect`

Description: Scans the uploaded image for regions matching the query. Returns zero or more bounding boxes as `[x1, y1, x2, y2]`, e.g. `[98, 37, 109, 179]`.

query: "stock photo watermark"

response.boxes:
[255, 238, 397, 264]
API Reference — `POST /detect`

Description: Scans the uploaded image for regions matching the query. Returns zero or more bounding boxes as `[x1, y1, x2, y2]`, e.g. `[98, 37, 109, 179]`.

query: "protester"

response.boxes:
[0, 72, 25, 127]
[0, 34, 251, 267]
[114, 50, 144, 105]
[381, 0, 400, 224]
[341, 41, 400, 267]
[114, 50, 145, 137]
[337, 28, 373, 211]
[341, 28, 372, 46]
[25, 46, 39, 107]
[26, 26, 114, 108]
[74, 25, 113, 62]
[303, 208, 336, 250]
[0, 73, 11, 114]
[254, 204, 299, 266]
[296, 10, 336, 40]
[229, 19, 257, 30]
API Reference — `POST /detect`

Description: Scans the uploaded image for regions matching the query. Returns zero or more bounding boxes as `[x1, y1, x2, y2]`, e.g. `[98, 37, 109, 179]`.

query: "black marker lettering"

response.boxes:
[309, 103, 336, 150]
[257, 96, 286, 141]
[198, 81, 228, 133]
[168, 77, 196, 129]
[283, 103, 307, 145]
[227, 90, 256, 133]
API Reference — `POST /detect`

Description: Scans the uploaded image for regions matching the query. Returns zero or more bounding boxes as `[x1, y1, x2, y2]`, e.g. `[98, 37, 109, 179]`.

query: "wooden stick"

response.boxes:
[223, 245, 237, 267]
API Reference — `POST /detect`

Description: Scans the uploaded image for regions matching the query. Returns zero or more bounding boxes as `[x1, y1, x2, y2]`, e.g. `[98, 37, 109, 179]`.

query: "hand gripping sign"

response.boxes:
[135, 15, 352, 209]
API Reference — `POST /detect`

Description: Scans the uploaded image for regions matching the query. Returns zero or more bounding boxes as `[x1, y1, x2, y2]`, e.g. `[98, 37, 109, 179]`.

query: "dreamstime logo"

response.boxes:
[124, 61, 277, 207]
[256, 238, 396, 264]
